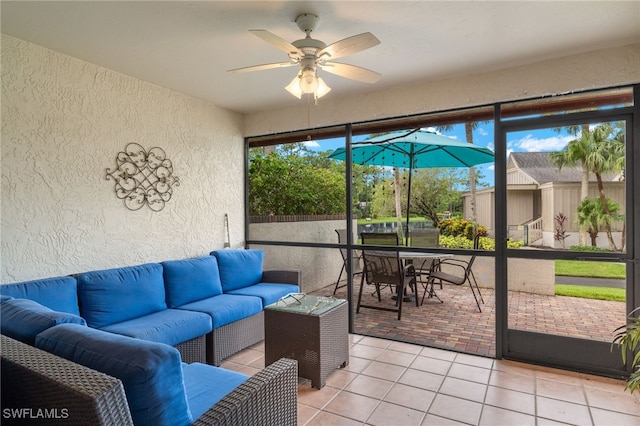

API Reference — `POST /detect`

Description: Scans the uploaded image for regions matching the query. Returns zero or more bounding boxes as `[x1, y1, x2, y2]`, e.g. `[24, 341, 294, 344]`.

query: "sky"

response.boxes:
[303, 123, 578, 188]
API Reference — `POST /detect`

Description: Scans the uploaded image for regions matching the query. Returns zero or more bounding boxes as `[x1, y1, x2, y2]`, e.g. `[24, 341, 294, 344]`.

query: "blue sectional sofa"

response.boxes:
[0, 249, 301, 425]
[2, 329, 298, 425]
[1, 249, 300, 365]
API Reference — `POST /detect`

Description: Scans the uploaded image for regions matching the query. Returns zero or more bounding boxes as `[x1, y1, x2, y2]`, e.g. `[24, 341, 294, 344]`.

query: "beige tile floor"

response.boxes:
[221, 334, 640, 426]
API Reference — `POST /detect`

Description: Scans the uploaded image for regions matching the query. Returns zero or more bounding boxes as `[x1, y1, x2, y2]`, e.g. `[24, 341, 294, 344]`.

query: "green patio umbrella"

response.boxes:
[329, 129, 494, 242]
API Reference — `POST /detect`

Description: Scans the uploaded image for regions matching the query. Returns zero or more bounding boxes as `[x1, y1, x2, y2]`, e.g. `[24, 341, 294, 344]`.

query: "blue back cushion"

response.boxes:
[0, 276, 80, 315]
[0, 298, 86, 345]
[35, 324, 192, 426]
[162, 256, 223, 308]
[211, 249, 264, 292]
[77, 263, 166, 328]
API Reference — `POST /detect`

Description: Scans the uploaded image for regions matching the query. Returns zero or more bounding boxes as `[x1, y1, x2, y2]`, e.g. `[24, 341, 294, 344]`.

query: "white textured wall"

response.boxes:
[250, 220, 358, 292]
[2, 35, 638, 284]
[245, 44, 640, 136]
[1, 35, 245, 282]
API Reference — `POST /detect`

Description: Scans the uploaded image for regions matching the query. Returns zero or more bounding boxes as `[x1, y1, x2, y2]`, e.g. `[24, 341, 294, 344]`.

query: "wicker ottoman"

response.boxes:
[264, 294, 349, 389]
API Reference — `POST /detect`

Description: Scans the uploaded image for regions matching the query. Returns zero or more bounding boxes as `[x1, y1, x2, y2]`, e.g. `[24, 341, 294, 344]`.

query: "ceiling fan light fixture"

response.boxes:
[299, 69, 318, 93]
[285, 71, 331, 101]
[315, 77, 331, 98]
[285, 74, 303, 99]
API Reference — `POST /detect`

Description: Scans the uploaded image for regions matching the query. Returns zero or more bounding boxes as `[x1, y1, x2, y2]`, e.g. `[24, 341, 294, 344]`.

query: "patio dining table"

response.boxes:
[365, 250, 453, 303]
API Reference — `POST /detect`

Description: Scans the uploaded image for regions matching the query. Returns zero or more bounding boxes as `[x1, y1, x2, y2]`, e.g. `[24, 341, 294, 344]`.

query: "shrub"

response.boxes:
[439, 218, 487, 240]
[568, 245, 614, 253]
[438, 235, 522, 250]
[613, 307, 640, 393]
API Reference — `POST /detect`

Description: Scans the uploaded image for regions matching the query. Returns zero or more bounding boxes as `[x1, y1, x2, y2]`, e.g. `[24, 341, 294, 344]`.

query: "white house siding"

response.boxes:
[540, 182, 625, 248]
[507, 190, 535, 226]
[1, 35, 245, 282]
[507, 169, 535, 185]
[465, 189, 494, 234]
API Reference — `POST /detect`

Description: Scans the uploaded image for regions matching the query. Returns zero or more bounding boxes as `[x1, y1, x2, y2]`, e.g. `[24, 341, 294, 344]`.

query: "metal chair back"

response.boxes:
[422, 233, 484, 311]
[358, 232, 416, 320]
[409, 228, 440, 248]
[333, 229, 363, 295]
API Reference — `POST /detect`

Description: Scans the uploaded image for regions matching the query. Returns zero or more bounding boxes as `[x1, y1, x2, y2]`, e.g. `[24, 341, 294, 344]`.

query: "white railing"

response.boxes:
[526, 217, 543, 245]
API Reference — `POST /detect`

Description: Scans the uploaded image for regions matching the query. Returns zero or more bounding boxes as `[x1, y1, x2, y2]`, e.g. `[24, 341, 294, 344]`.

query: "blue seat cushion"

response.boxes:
[99, 309, 212, 347]
[0, 276, 80, 315]
[162, 256, 223, 308]
[226, 283, 300, 308]
[182, 362, 248, 420]
[176, 294, 262, 329]
[77, 263, 167, 328]
[0, 298, 86, 345]
[35, 324, 192, 426]
[211, 249, 264, 292]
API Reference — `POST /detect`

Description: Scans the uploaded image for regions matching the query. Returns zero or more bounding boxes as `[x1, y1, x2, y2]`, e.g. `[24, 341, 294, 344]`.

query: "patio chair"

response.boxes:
[421, 233, 484, 312]
[333, 229, 363, 295]
[359, 231, 399, 298]
[358, 232, 419, 320]
[409, 228, 440, 248]
[408, 228, 441, 288]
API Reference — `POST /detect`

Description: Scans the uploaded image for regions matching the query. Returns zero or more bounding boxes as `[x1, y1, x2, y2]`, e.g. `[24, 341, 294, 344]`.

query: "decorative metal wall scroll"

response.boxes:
[105, 143, 180, 212]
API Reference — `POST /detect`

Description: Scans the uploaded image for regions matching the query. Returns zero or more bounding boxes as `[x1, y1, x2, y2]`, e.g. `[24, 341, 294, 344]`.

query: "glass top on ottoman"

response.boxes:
[265, 293, 345, 316]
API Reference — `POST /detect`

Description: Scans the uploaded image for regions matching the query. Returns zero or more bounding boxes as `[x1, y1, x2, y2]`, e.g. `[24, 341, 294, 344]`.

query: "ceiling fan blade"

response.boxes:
[228, 62, 296, 73]
[320, 62, 381, 84]
[317, 32, 380, 60]
[249, 29, 301, 56]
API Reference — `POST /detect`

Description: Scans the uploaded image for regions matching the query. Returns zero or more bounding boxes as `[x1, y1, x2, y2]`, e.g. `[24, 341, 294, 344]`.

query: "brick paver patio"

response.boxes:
[311, 280, 627, 358]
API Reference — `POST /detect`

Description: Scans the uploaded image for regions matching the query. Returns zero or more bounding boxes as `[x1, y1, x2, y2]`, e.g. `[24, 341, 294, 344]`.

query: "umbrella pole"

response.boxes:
[405, 165, 413, 246]
[393, 168, 404, 241]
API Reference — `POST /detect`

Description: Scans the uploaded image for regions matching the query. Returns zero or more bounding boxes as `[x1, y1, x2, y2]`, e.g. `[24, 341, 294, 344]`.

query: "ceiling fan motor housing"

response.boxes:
[295, 13, 319, 34]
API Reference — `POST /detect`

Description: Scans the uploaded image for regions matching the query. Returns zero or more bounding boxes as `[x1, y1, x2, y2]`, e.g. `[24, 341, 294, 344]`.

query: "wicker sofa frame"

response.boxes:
[1, 335, 298, 426]
[177, 334, 207, 364]
[207, 269, 301, 366]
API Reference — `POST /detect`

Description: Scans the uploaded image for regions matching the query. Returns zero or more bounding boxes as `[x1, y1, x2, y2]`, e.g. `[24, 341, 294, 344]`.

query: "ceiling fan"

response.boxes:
[228, 13, 381, 101]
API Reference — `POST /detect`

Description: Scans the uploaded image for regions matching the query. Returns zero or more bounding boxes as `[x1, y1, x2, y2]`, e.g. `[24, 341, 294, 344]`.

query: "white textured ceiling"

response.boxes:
[2, 1, 639, 114]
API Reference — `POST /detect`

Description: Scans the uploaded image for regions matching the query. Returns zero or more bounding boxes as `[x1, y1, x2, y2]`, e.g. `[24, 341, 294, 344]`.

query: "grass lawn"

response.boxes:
[555, 260, 625, 301]
[555, 284, 625, 302]
[555, 260, 625, 279]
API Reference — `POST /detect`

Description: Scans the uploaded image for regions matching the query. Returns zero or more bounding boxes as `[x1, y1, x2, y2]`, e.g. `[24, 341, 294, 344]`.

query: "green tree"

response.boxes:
[369, 172, 396, 218]
[551, 122, 626, 250]
[585, 123, 625, 250]
[351, 163, 386, 218]
[576, 198, 602, 247]
[409, 168, 468, 227]
[550, 125, 591, 245]
[248, 152, 345, 215]
[575, 197, 622, 247]
[367, 166, 481, 226]
[437, 121, 491, 222]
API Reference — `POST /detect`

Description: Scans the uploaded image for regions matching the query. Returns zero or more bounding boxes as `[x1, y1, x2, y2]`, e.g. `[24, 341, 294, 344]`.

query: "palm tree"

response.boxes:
[575, 198, 602, 247]
[437, 121, 488, 222]
[550, 122, 625, 249]
[465, 122, 478, 222]
[584, 123, 625, 250]
[575, 197, 622, 247]
[549, 125, 591, 245]
[612, 122, 627, 251]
